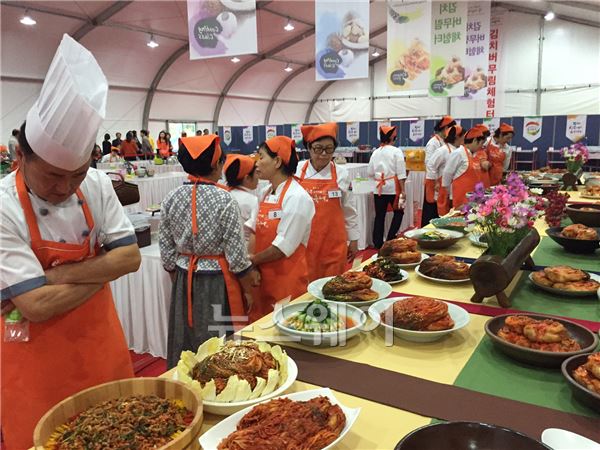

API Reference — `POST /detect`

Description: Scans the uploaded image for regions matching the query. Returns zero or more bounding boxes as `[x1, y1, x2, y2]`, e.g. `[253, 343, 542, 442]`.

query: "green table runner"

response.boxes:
[533, 236, 600, 273]
[454, 338, 599, 418]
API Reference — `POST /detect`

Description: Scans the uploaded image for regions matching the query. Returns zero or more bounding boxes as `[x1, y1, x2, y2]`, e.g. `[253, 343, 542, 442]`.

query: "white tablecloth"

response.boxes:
[343, 162, 369, 181]
[124, 172, 187, 210]
[111, 242, 172, 358]
[98, 161, 183, 174]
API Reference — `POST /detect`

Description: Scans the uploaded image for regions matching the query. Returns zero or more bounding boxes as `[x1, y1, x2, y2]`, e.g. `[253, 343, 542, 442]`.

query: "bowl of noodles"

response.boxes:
[34, 377, 203, 450]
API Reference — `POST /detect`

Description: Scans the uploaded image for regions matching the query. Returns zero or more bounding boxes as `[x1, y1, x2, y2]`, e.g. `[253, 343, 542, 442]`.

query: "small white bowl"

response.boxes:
[542, 428, 600, 450]
[308, 276, 392, 306]
[368, 297, 470, 343]
[273, 301, 367, 346]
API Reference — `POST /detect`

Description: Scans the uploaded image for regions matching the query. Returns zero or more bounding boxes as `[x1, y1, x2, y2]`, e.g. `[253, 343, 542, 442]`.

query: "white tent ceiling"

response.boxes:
[1, 0, 599, 138]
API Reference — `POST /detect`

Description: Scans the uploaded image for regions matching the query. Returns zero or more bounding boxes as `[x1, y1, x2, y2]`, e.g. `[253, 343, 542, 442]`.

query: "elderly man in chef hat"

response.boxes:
[0, 34, 141, 449]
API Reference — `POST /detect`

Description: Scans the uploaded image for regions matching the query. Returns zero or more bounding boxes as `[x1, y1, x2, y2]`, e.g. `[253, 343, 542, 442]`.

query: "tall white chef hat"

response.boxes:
[25, 34, 107, 171]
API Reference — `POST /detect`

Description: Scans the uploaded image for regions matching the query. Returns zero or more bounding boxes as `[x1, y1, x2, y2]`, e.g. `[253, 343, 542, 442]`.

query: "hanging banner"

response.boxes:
[387, 1, 431, 92]
[315, 0, 369, 81]
[482, 117, 500, 135]
[566, 115, 587, 142]
[187, 0, 257, 60]
[429, 1, 467, 97]
[346, 122, 360, 143]
[485, 13, 503, 117]
[461, 1, 490, 100]
[242, 126, 253, 144]
[222, 126, 232, 146]
[409, 120, 425, 142]
[265, 125, 277, 140]
[523, 117, 543, 143]
[291, 124, 303, 145]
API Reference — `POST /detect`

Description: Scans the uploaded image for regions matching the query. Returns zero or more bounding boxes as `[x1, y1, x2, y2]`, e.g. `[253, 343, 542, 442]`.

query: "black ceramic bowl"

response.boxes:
[546, 226, 600, 254]
[395, 422, 551, 450]
[562, 353, 600, 413]
[566, 204, 600, 227]
[485, 314, 599, 368]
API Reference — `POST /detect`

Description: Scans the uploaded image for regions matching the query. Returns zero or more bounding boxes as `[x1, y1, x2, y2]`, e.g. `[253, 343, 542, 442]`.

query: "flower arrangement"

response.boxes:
[464, 173, 546, 257]
[562, 141, 589, 173]
[544, 190, 569, 227]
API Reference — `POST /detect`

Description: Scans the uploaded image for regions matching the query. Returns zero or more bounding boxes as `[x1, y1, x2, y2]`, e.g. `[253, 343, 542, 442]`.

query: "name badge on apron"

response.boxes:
[328, 190, 342, 199]
[268, 209, 283, 220]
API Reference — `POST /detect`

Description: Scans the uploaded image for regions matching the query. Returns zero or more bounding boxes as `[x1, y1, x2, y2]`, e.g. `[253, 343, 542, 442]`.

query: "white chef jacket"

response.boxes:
[486, 137, 512, 171]
[294, 161, 360, 241]
[367, 145, 407, 196]
[246, 178, 315, 257]
[424, 135, 445, 164]
[442, 146, 472, 189]
[229, 186, 259, 242]
[427, 143, 456, 181]
[0, 169, 136, 301]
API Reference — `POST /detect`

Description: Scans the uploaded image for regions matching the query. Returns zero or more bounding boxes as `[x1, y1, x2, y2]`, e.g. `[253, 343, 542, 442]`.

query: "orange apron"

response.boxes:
[249, 178, 309, 323]
[436, 146, 453, 216]
[451, 147, 480, 209]
[298, 161, 347, 281]
[487, 140, 505, 186]
[375, 172, 402, 210]
[473, 149, 491, 188]
[1, 171, 133, 450]
[182, 176, 247, 330]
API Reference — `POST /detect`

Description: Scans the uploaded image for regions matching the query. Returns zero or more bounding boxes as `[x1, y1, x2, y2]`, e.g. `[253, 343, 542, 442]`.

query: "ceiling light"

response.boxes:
[231, 56, 241, 63]
[284, 63, 293, 72]
[284, 18, 294, 31]
[372, 49, 380, 58]
[544, 10, 555, 21]
[147, 34, 159, 48]
[20, 12, 36, 26]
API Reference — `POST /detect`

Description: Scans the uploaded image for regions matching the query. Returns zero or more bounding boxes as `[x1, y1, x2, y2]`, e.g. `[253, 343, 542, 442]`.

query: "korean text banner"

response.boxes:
[315, 0, 370, 81]
[566, 115, 587, 142]
[387, 1, 431, 92]
[461, 1, 490, 100]
[429, 1, 468, 97]
[187, 0, 257, 60]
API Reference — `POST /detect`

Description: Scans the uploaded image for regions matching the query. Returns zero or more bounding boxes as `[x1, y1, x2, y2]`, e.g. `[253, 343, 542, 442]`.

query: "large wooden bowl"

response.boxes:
[33, 377, 203, 450]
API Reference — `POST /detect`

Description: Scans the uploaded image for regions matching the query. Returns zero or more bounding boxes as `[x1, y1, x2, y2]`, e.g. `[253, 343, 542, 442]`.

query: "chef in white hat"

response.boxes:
[0, 34, 141, 449]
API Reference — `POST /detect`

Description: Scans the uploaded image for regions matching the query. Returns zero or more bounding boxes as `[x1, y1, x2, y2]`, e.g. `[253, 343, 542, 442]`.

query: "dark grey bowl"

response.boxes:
[485, 314, 599, 368]
[546, 226, 600, 254]
[562, 353, 600, 413]
[566, 204, 600, 227]
[395, 422, 551, 450]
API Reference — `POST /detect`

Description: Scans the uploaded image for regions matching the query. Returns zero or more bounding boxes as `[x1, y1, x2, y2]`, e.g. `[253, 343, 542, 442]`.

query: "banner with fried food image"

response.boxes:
[429, 1, 468, 97]
[386, 0, 432, 92]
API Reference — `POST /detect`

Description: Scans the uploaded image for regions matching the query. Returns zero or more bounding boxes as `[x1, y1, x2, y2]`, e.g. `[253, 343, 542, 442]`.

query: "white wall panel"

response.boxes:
[1, 81, 40, 143]
[374, 96, 446, 119]
[149, 92, 217, 121]
[269, 102, 309, 125]
[501, 92, 537, 117]
[219, 98, 268, 126]
[500, 12, 540, 90]
[318, 78, 371, 100]
[309, 99, 371, 123]
[541, 87, 600, 115]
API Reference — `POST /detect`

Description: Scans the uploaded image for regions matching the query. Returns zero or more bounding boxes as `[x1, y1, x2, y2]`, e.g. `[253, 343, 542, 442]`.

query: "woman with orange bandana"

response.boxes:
[297, 123, 359, 281]
[368, 125, 406, 249]
[423, 115, 456, 225]
[246, 136, 315, 322]
[472, 124, 492, 188]
[159, 135, 261, 368]
[441, 126, 487, 209]
[486, 123, 514, 185]
[224, 154, 259, 244]
[427, 125, 465, 216]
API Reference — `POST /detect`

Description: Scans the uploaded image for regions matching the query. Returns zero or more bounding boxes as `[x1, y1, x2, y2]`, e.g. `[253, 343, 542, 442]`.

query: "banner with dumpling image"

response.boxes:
[187, 0, 257, 60]
[461, 1, 490, 100]
[386, 0, 432, 91]
[315, 0, 370, 81]
[429, 1, 468, 97]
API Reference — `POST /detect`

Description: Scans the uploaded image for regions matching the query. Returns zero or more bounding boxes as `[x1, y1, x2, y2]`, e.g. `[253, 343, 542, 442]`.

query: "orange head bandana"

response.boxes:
[499, 123, 514, 134]
[301, 123, 338, 144]
[223, 154, 256, 181]
[465, 127, 485, 140]
[265, 136, 295, 165]
[379, 125, 398, 142]
[436, 115, 455, 130]
[444, 125, 463, 139]
[474, 123, 489, 133]
[180, 135, 222, 167]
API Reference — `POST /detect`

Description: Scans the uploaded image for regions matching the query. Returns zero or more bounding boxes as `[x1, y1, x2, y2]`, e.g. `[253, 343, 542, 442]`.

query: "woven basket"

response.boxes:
[33, 377, 203, 450]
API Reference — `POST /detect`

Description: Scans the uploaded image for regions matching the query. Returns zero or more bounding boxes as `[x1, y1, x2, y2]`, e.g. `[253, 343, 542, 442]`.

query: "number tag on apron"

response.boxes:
[268, 209, 283, 220]
[328, 190, 342, 199]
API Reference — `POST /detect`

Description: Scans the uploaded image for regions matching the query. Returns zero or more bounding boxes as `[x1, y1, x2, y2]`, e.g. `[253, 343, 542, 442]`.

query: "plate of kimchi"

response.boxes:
[199, 388, 360, 450]
[308, 271, 392, 306]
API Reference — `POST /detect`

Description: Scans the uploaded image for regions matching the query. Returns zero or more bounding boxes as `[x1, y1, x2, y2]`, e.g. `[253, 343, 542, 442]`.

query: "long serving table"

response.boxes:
[111, 172, 188, 211]
[150, 196, 599, 447]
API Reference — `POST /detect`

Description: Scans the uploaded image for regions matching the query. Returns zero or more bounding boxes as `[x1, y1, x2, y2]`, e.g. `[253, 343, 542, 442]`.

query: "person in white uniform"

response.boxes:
[423, 115, 456, 226]
[368, 125, 406, 249]
[0, 34, 141, 450]
[224, 153, 259, 244]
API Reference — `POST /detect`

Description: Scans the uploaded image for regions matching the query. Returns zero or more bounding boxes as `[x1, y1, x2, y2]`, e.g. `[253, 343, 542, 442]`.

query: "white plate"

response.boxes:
[528, 272, 600, 298]
[173, 356, 298, 416]
[308, 276, 393, 306]
[219, 0, 255, 12]
[469, 232, 488, 248]
[542, 428, 600, 450]
[273, 301, 367, 346]
[368, 297, 470, 343]
[370, 253, 429, 269]
[404, 228, 465, 240]
[415, 264, 471, 283]
[198, 388, 361, 449]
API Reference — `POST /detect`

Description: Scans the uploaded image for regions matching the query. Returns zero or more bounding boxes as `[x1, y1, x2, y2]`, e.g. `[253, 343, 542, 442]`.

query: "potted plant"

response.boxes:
[563, 140, 589, 174]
